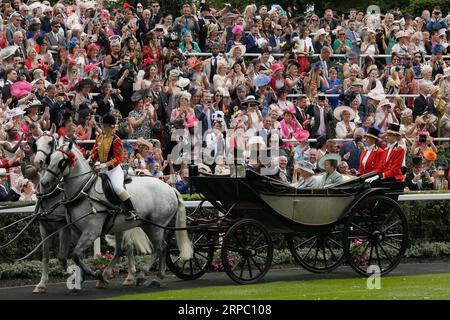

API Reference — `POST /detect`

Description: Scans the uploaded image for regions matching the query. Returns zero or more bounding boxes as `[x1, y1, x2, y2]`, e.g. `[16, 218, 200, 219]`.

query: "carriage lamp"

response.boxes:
[230, 164, 246, 178]
[188, 164, 199, 177]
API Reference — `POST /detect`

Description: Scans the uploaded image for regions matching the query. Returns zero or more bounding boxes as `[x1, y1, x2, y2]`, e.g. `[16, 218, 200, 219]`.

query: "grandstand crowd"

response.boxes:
[0, 0, 449, 201]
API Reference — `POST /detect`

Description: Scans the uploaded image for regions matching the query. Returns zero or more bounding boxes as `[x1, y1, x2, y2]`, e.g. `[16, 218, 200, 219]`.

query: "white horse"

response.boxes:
[39, 141, 192, 287]
[33, 128, 151, 290]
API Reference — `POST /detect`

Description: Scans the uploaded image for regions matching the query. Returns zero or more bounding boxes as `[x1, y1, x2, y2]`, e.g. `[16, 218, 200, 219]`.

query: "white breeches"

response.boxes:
[102, 165, 126, 195]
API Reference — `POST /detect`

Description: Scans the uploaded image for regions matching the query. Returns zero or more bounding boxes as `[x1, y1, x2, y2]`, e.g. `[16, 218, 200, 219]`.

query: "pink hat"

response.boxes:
[294, 129, 310, 142]
[84, 64, 98, 74]
[284, 107, 296, 115]
[10, 81, 32, 98]
[87, 43, 100, 53]
[185, 116, 199, 128]
[272, 63, 285, 73]
[231, 24, 244, 35]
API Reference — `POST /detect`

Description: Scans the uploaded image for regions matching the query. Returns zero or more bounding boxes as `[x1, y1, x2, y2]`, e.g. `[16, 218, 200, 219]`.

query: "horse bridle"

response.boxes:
[36, 133, 56, 166]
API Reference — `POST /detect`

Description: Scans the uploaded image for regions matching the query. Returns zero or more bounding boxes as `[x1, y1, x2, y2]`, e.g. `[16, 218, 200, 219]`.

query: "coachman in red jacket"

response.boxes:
[380, 124, 405, 181]
[359, 127, 385, 175]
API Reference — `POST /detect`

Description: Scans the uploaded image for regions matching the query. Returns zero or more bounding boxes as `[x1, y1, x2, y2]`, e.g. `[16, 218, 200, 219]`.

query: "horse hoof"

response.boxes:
[122, 278, 135, 286]
[33, 286, 46, 294]
[148, 280, 161, 289]
[96, 280, 109, 289]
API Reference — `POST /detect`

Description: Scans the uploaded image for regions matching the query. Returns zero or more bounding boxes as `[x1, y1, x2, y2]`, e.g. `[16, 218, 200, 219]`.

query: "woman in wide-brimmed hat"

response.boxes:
[227, 44, 246, 68]
[429, 85, 446, 117]
[312, 28, 329, 53]
[334, 106, 356, 139]
[438, 67, 450, 98]
[362, 64, 383, 93]
[23, 100, 48, 130]
[279, 107, 305, 149]
[226, 24, 245, 52]
[187, 57, 209, 89]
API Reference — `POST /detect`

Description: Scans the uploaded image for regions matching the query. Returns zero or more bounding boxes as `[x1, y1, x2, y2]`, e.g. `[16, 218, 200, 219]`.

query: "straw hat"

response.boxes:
[229, 44, 246, 56]
[176, 77, 191, 89]
[242, 95, 260, 107]
[136, 137, 153, 150]
[396, 30, 411, 40]
[443, 67, 450, 79]
[430, 85, 442, 96]
[314, 28, 328, 41]
[333, 106, 356, 121]
[367, 90, 385, 101]
[378, 99, 394, 108]
[0, 46, 19, 60]
[401, 108, 413, 118]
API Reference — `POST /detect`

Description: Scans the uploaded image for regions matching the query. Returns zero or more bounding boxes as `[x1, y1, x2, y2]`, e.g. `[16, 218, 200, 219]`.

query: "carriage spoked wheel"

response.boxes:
[343, 195, 409, 277]
[221, 219, 273, 285]
[166, 229, 215, 280]
[287, 224, 345, 273]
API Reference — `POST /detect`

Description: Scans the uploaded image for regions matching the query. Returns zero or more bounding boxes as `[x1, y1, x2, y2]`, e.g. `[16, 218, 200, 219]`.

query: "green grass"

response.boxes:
[105, 273, 450, 300]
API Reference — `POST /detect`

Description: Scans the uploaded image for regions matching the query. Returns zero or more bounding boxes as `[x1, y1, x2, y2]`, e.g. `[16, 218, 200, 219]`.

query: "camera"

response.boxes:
[418, 134, 427, 143]
[354, 136, 363, 143]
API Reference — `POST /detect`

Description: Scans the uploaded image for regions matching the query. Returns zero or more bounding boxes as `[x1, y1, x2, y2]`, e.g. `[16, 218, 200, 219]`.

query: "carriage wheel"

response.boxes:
[166, 229, 215, 280]
[221, 219, 273, 285]
[287, 224, 345, 273]
[343, 195, 409, 277]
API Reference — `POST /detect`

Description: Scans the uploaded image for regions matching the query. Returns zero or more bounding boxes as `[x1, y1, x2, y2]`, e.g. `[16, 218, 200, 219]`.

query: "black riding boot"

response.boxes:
[123, 198, 139, 221]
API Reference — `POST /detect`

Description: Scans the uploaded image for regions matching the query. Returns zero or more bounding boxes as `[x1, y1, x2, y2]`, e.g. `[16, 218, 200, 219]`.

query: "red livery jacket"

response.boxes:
[382, 143, 405, 181]
[89, 134, 124, 170]
[358, 146, 385, 175]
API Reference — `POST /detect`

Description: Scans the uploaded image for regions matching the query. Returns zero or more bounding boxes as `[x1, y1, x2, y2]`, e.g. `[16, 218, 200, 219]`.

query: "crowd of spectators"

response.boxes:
[0, 0, 449, 201]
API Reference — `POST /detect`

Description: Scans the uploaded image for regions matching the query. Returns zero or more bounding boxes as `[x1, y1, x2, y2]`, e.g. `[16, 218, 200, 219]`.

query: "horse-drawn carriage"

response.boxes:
[166, 168, 409, 284]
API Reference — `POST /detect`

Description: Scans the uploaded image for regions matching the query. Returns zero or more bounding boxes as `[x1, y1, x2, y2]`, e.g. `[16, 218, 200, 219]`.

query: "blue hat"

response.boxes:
[180, 28, 191, 37]
[68, 38, 78, 49]
[432, 44, 445, 55]
[253, 75, 271, 87]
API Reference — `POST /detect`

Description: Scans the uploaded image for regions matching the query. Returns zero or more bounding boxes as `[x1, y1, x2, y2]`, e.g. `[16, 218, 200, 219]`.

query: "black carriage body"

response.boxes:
[189, 171, 404, 234]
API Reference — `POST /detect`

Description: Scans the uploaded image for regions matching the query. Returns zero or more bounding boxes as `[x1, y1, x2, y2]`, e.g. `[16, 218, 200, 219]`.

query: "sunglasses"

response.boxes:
[311, 19, 318, 21]
[339, 33, 345, 36]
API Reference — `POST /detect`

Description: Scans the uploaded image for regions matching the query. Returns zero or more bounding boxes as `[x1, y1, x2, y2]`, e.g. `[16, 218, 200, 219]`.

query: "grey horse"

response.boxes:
[33, 129, 151, 291]
[39, 141, 192, 287]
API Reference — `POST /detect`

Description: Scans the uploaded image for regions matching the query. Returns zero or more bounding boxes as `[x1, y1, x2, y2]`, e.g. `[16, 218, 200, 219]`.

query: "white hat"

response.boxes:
[0, 168, 11, 176]
[367, 90, 385, 101]
[176, 77, 190, 89]
[5, 107, 25, 119]
[248, 136, 266, 147]
[438, 28, 446, 37]
[334, 106, 356, 121]
[0, 46, 19, 60]
[378, 99, 394, 108]
[229, 44, 246, 57]
[314, 28, 328, 41]
[443, 67, 450, 78]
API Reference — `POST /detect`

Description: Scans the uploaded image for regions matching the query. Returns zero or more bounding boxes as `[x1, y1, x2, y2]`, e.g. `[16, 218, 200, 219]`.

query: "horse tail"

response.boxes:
[105, 228, 152, 255]
[174, 190, 193, 261]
